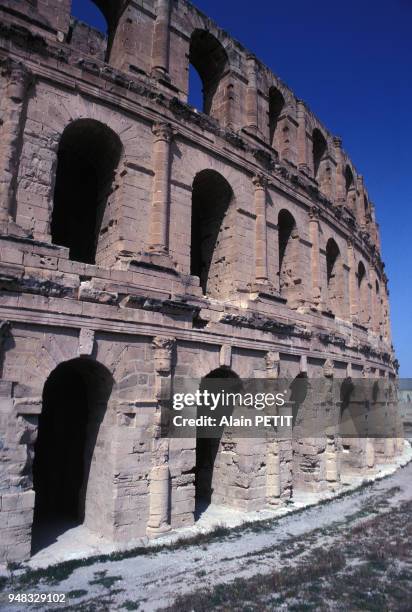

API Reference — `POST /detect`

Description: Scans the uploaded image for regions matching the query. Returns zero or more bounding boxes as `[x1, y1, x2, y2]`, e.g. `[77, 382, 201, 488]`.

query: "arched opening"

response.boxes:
[326, 238, 344, 318]
[68, 1, 109, 62]
[290, 373, 309, 427]
[290, 374, 324, 492]
[189, 29, 229, 121]
[345, 165, 354, 194]
[358, 261, 366, 285]
[195, 368, 240, 518]
[357, 261, 369, 326]
[364, 195, 369, 213]
[71, 0, 108, 33]
[70, 1, 127, 62]
[345, 165, 356, 214]
[188, 63, 204, 110]
[312, 128, 327, 179]
[268, 87, 285, 152]
[278, 209, 298, 304]
[191, 170, 233, 297]
[31, 359, 113, 554]
[51, 119, 122, 265]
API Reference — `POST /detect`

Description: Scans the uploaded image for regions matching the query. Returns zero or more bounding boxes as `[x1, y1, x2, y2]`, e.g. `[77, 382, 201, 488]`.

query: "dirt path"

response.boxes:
[2, 460, 412, 611]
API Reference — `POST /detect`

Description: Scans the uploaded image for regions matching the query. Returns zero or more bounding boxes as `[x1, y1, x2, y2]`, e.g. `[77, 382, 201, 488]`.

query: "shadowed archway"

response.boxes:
[51, 119, 122, 264]
[189, 29, 229, 121]
[191, 169, 234, 297]
[195, 367, 240, 518]
[31, 358, 113, 554]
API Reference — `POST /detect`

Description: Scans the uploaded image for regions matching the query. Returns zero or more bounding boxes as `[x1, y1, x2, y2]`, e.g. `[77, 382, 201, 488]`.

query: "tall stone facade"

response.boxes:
[0, 0, 403, 563]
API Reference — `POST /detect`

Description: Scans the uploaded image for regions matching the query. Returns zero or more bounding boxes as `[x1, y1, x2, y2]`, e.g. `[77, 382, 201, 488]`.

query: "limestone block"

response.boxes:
[79, 328, 95, 356]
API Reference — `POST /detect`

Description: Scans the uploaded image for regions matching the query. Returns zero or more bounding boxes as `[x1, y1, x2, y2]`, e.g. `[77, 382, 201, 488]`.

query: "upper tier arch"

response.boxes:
[5, 0, 377, 234]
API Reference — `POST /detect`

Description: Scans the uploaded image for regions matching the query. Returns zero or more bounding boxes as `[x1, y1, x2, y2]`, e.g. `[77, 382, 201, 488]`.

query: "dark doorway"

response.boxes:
[51, 119, 122, 264]
[31, 359, 112, 555]
[195, 368, 239, 518]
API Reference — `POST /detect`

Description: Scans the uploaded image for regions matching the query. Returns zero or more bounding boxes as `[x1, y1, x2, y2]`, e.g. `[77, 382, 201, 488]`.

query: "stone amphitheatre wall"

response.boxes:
[0, 0, 402, 563]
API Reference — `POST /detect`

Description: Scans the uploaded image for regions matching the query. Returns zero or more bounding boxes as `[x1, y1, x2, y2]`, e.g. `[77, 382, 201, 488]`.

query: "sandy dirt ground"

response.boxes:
[1, 449, 412, 611]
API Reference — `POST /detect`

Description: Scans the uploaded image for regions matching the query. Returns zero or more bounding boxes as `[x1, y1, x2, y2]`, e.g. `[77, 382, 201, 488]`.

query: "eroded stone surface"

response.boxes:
[0, 0, 402, 564]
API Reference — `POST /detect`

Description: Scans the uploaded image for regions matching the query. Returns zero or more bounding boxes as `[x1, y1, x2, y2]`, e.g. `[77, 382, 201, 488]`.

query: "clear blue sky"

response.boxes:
[72, 0, 412, 376]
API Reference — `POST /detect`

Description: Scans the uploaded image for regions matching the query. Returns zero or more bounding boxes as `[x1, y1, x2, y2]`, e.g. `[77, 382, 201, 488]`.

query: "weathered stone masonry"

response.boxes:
[0, 0, 403, 563]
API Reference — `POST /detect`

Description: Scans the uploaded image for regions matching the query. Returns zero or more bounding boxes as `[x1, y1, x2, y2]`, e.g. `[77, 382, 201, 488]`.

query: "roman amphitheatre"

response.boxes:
[0, 0, 405, 570]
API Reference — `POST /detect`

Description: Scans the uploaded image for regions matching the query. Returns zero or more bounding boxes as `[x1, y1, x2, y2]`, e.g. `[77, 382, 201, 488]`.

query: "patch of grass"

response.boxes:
[162, 548, 346, 611]
[67, 589, 88, 599]
[121, 601, 140, 611]
[288, 603, 318, 612]
[162, 498, 412, 612]
[16, 560, 85, 588]
[2, 466, 410, 602]
[1, 475, 387, 594]
[59, 593, 115, 611]
[89, 570, 123, 590]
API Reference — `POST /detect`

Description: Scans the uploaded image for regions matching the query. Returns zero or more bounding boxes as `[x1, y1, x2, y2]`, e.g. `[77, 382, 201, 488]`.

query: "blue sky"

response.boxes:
[72, 0, 412, 376]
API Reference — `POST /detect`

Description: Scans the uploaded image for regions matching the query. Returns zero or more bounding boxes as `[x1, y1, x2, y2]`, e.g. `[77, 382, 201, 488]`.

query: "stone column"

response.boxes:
[323, 359, 339, 484]
[365, 438, 375, 468]
[245, 54, 259, 134]
[224, 81, 236, 131]
[333, 137, 345, 206]
[325, 436, 339, 482]
[147, 462, 171, 536]
[149, 123, 173, 255]
[152, 335, 175, 394]
[362, 366, 376, 470]
[253, 174, 268, 284]
[265, 351, 280, 379]
[382, 280, 392, 343]
[369, 264, 379, 334]
[347, 239, 358, 322]
[266, 440, 281, 503]
[309, 206, 322, 310]
[297, 100, 309, 173]
[151, 0, 171, 78]
[147, 336, 175, 537]
[265, 351, 282, 503]
[0, 60, 32, 223]
[366, 274, 373, 329]
[369, 205, 381, 252]
[356, 175, 367, 226]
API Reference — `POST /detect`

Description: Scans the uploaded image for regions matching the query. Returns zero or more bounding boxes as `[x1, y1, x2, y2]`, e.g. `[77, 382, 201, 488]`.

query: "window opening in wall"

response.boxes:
[191, 169, 233, 297]
[268, 87, 285, 150]
[71, 0, 108, 34]
[312, 128, 327, 179]
[278, 209, 296, 299]
[51, 119, 122, 264]
[189, 29, 228, 119]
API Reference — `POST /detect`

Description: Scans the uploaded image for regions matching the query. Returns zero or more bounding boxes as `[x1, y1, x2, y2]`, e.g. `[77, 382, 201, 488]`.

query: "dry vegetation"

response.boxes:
[1, 483, 411, 611]
[163, 493, 412, 612]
